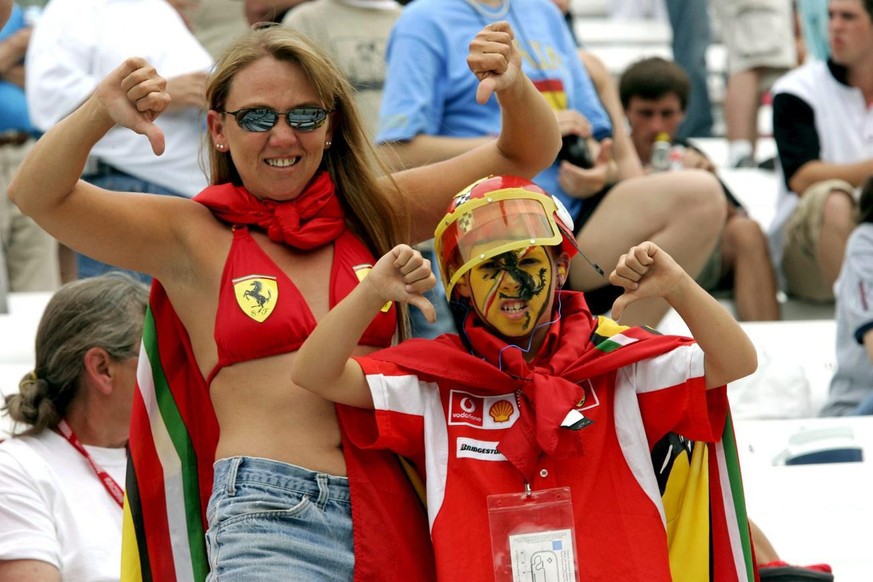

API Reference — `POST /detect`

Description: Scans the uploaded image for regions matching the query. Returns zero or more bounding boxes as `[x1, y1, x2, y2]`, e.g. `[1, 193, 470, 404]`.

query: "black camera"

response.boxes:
[556, 135, 594, 169]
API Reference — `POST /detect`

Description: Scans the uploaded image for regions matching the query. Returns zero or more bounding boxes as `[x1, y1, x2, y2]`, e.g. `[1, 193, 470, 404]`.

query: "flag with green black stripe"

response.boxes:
[121, 282, 217, 582]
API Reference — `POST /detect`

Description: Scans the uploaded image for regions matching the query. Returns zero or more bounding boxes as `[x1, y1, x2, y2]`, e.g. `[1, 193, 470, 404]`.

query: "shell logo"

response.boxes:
[488, 399, 514, 423]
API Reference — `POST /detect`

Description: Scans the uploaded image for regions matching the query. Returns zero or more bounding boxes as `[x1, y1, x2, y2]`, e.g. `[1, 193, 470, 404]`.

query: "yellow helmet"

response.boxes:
[434, 176, 578, 297]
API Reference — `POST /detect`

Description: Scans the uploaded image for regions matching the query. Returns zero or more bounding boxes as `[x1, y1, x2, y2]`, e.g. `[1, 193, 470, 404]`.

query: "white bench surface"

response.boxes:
[735, 417, 873, 581]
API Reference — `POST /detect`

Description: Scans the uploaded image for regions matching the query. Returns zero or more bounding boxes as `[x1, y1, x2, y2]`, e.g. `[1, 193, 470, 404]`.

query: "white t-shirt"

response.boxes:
[769, 60, 873, 264]
[0, 430, 127, 582]
[25, 0, 213, 198]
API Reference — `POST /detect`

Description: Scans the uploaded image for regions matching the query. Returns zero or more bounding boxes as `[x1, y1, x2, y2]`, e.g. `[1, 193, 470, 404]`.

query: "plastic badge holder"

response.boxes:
[488, 486, 579, 582]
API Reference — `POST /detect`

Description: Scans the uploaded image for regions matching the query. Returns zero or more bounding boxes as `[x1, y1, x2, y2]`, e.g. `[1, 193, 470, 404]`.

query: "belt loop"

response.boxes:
[315, 473, 329, 509]
[225, 457, 243, 496]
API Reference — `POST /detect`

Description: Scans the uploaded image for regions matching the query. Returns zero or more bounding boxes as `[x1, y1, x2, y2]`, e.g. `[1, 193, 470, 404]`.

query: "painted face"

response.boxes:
[464, 245, 557, 339]
[828, 0, 873, 67]
[206, 56, 333, 202]
[624, 93, 685, 164]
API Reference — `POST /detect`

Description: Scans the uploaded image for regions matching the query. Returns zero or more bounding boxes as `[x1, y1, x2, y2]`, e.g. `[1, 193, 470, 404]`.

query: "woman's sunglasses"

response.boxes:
[221, 107, 332, 133]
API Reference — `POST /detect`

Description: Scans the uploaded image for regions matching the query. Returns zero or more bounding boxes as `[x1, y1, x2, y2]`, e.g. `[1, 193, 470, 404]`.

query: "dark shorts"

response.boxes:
[573, 185, 622, 315]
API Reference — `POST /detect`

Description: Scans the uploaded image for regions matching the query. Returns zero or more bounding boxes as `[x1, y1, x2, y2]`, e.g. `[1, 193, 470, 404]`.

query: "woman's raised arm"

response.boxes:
[8, 57, 206, 280]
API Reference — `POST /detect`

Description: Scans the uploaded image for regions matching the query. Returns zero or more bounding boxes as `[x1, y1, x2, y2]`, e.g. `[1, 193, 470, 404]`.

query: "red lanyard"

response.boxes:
[55, 420, 125, 508]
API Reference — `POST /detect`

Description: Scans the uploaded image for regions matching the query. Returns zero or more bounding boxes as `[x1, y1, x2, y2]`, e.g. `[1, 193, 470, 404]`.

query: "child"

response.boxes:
[291, 176, 758, 581]
[821, 176, 873, 416]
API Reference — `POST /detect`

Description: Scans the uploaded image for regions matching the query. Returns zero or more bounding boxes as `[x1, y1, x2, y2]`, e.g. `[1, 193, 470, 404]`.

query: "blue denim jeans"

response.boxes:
[666, 0, 713, 139]
[206, 457, 354, 581]
[79, 165, 188, 283]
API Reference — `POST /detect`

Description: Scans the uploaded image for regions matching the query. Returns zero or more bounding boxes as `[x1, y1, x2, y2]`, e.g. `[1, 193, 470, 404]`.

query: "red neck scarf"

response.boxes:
[459, 293, 593, 479]
[194, 171, 346, 250]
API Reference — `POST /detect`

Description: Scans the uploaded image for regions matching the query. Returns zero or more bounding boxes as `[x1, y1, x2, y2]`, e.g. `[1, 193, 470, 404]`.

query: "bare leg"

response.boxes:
[724, 68, 762, 162]
[571, 170, 725, 327]
[750, 518, 781, 565]
[721, 215, 780, 321]
[818, 189, 855, 287]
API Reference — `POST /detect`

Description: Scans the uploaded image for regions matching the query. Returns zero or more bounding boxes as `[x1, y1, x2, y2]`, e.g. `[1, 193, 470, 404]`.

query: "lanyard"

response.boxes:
[55, 419, 124, 508]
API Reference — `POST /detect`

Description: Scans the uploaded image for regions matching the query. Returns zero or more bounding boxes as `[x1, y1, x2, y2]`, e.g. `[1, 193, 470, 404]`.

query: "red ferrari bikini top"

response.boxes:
[206, 226, 396, 385]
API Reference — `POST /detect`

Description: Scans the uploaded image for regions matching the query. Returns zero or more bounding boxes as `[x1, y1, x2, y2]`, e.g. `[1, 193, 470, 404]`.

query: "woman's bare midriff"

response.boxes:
[209, 347, 381, 476]
[166, 229, 382, 477]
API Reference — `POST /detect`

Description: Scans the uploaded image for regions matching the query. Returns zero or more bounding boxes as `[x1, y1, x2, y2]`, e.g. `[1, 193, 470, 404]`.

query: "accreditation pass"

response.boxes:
[508, 529, 576, 582]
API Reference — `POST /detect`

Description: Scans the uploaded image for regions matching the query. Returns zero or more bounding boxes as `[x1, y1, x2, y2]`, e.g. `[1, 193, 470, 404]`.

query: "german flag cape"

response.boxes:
[654, 416, 756, 582]
[365, 291, 756, 581]
[121, 282, 435, 582]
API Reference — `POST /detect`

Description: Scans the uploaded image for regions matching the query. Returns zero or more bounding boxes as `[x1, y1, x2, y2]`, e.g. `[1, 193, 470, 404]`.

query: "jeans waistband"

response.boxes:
[82, 158, 128, 179]
[213, 456, 351, 507]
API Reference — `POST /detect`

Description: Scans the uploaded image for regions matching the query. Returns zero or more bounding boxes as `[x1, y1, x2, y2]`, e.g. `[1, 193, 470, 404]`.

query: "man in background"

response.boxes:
[770, 0, 873, 304]
[619, 56, 780, 321]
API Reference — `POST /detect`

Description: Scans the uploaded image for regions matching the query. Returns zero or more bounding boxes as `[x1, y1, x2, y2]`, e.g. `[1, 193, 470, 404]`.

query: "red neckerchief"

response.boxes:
[459, 292, 594, 479]
[55, 419, 124, 508]
[193, 171, 346, 250]
[366, 292, 693, 481]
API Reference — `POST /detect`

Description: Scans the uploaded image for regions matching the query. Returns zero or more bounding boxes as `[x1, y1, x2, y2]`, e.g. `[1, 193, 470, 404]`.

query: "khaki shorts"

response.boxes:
[696, 242, 726, 292]
[0, 138, 60, 292]
[712, 0, 797, 75]
[781, 179, 854, 302]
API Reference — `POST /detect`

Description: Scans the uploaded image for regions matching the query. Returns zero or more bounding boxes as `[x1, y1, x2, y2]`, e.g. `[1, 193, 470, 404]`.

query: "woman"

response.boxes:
[8, 23, 560, 582]
[0, 273, 148, 582]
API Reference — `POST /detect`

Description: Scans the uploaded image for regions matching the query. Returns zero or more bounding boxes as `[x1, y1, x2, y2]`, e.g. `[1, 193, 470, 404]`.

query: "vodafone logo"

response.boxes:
[450, 392, 484, 426]
[448, 390, 519, 429]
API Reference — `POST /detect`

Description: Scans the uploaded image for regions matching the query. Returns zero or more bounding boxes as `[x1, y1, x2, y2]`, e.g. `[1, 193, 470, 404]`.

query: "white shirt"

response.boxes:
[25, 0, 213, 197]
[769, 60, 873, 263]
[0, 430, 127, 582]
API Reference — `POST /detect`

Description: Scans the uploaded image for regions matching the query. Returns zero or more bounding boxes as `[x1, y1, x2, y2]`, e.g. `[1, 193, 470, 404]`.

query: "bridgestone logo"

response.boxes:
[460, 443, 500, 455]
[456, 437, 507, 461]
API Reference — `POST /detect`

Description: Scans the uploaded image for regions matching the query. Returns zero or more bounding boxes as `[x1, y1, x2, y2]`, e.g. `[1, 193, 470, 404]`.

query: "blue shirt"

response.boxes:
[0, 5, 38, 134]
[376, 0, 612, 221]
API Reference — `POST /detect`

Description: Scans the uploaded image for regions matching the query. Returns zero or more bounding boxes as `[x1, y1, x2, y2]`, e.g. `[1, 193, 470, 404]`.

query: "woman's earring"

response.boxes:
[325, 141, 332, 149]
[216, 143, 225, 151]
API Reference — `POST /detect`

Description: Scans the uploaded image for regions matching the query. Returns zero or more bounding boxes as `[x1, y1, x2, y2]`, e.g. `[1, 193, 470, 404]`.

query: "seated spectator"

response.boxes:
[0, 3, 60, 296]
[25, 0, 213, 281]
[618, 56, 781, 321]
[377, 0, 726, 328]
[0, 273, 148, 581]
[821, 175, 873, 416]
[770, 0, 872, 304]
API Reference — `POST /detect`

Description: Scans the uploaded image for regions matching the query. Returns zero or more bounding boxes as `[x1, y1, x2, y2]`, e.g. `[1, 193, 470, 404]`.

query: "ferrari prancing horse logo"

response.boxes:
[233, 275, 278, 322]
